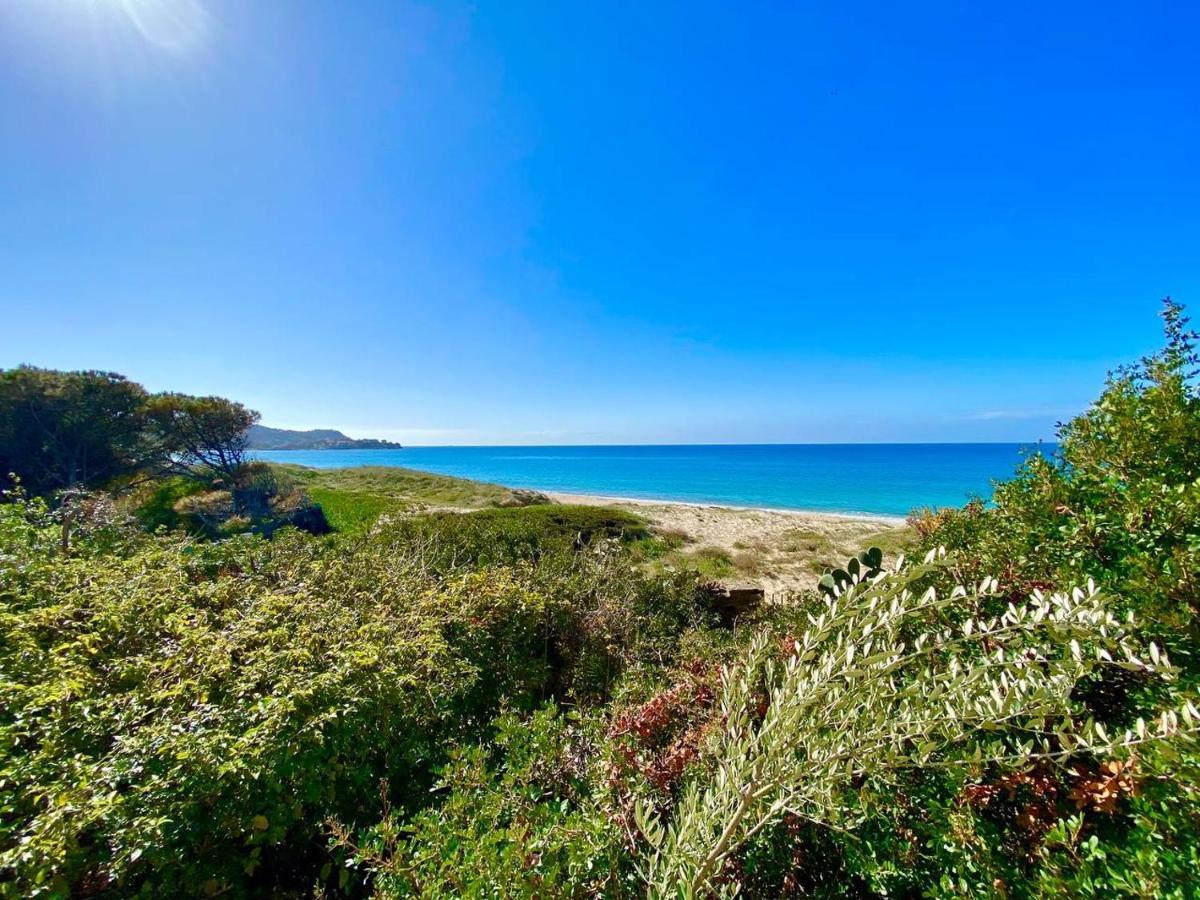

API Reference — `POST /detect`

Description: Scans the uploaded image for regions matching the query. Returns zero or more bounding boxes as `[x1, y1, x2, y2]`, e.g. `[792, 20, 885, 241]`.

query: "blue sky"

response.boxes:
[1, 1, 1196, 444]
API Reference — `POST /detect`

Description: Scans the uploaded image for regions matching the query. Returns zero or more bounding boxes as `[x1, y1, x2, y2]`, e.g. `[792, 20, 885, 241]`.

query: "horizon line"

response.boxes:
[257, 439, 1059, 449]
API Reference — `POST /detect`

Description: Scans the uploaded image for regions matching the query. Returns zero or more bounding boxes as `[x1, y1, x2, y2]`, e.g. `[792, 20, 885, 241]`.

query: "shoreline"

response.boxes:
[269, 457, 911, 525]
[543, 490, 908, 526]
[541, 490, 913, 595]
[272, 460, 915, 594]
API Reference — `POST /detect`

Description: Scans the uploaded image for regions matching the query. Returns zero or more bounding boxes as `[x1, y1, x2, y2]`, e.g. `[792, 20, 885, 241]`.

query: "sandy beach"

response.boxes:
[546, 492, 912, 595]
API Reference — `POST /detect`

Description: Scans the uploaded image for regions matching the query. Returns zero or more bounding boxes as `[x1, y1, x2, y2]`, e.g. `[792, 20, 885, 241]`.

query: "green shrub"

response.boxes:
[1032, 741, 1200, 898]
[360, 513, 713, 703]
[0, 502, 564, 896]
[634, 552, 1187, 898]
[131, 475, 208, 532]
[343, 706, 633, 898]
[0, 493, 713, 896]
[905, 300, 1200, 898]
[134, 465, 330, 540]
[365, 504, 648, 574]
[687, 546, 737, 580]
[305, 486, 401, 534]
[911, 299, 1200, 673]
[6, 302, 1200, 899]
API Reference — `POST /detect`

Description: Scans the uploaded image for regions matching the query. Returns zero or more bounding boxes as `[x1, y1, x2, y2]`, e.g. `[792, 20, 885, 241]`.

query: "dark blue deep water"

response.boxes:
[253, 444, 1050, 518]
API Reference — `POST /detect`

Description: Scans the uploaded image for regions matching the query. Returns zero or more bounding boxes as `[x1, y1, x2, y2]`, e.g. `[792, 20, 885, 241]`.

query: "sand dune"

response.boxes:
[546, 492, 912, 596]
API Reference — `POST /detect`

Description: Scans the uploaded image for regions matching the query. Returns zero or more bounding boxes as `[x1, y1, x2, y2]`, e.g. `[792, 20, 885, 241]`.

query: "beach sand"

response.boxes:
[545, 492, 913, 596]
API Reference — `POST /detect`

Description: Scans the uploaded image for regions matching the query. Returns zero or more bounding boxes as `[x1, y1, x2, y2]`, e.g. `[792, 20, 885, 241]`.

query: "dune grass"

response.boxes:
[273, 464, 529, 532]
[277, 464, 516, 507]
[303, 487, 402, 533]
[272, 464, 653, 543]
[614, 503, 915, 593]
[275, 463, 914, 590]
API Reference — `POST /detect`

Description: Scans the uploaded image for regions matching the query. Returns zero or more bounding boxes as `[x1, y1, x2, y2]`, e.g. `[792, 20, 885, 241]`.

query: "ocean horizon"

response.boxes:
[253, 442, 1051, 518]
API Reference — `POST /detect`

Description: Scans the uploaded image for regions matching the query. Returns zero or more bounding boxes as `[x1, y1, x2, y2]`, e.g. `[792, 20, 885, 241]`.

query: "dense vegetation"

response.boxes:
[1, 301, 1198, 897]
[0, 367, 324, 540]
[0, 367, 257, 497]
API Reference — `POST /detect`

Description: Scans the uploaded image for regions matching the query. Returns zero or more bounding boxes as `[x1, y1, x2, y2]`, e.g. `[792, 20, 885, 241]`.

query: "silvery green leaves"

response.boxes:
[635, 550, 1193, 899]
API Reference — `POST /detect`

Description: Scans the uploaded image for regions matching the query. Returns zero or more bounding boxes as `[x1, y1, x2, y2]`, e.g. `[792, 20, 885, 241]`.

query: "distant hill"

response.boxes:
[246, 424, 402, 451]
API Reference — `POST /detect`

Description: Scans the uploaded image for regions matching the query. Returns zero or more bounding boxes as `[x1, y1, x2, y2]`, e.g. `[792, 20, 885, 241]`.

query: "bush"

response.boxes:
[0, 494, 713, 896]
[0, 502, 557, 895]
[0, 367, 257, 497]
[343, 706, 633, 898]
[905, 300, 1200, 897]
[361, 512, 713, 703]
[131, 475, 209, 532]
[134, 464, 331, 540]
[371, 504, 650, 572]
[911, 299, 1200, 673]
[634, 552, 1184, 898]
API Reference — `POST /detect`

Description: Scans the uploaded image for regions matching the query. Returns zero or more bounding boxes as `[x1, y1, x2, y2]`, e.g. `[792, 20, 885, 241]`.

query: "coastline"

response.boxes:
[253, 442, 1028, 518]
[542, 490, 913, 595]
[269, 455, 911, 524]
[272, 459, 917, 594]
[544, 489, 907, 526]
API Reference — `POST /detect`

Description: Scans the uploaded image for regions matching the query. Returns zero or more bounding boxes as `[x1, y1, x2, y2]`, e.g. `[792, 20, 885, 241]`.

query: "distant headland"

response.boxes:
[246, 424, 402, 451]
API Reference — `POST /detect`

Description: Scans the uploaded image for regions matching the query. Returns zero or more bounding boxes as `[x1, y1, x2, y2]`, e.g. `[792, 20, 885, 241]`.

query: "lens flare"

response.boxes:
[118, 0, 209, 53]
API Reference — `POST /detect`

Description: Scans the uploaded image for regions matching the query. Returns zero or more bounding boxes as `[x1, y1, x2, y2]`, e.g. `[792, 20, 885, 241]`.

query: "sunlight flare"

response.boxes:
[117, 0, 209, 53]
[9, 0, 212, 57]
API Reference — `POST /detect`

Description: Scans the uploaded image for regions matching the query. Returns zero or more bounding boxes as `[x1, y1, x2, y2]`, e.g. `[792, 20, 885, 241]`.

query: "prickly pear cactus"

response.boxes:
[819, 546, 884, 596]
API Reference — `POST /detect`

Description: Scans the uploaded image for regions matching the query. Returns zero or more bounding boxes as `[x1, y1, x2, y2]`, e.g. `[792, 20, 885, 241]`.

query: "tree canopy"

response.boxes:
[0, 366, 259, 496]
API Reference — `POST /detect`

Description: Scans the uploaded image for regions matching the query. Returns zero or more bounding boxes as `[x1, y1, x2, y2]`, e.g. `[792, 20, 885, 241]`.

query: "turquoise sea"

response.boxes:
[253, 444, 1049, 518]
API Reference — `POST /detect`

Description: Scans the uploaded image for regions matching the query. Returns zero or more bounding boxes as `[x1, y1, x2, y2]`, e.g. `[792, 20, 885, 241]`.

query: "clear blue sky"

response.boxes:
[1, 1, 1196, 444]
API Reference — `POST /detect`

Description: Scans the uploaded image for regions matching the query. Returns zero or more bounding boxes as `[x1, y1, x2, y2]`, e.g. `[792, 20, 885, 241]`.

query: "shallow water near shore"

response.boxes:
[254, 443, 1047, 517]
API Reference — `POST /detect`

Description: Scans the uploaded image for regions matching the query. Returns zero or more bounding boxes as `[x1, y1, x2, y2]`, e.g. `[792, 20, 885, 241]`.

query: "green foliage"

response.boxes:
[365, 509, 712, 704]
[131, 465, 330, 540]
[0, 493, 710, 896]
[344, 706, 633, 898]
[686, 546, 739, 580]
[143, 392, 259, 484]
[0, 366, 259, 498]
[0, 507, 461, 894]
[0, 367, 152, 496]
[305, 486, 403, 533]
[467, 503, 650, 545]
[635, 552, 1188, 898]
[131, 475, 208, 532]
[372, 504, 650, 573]
[903, 299, 1200, 898]
[1032, 741, 1200, 898]
[276, 464, 526, 515]
[911, 299, 1200, 673]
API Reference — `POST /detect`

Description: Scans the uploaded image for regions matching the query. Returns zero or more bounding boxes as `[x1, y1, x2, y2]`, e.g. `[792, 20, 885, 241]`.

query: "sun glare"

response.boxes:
[5, 0, 212, 60]
[116, 0, 210, 54]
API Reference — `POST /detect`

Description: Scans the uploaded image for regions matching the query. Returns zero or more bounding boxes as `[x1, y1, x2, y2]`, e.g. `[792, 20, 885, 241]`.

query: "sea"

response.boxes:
[252, 443, 1050, 519]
